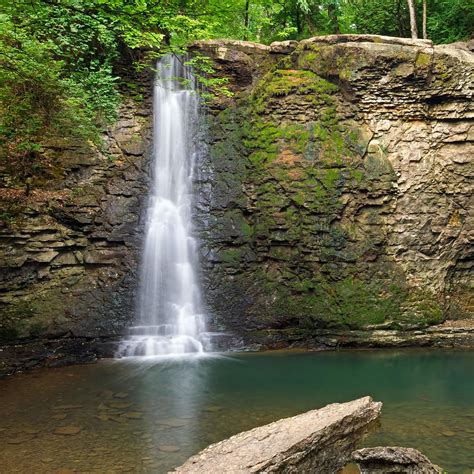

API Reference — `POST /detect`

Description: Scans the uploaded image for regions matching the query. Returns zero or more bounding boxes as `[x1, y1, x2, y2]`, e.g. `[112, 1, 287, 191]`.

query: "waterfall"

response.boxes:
[118, 55, 207, 357]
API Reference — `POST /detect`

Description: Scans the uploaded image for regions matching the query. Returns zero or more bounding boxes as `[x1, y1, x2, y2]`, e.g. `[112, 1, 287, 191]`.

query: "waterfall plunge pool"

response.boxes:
[0, 349, 473, 473]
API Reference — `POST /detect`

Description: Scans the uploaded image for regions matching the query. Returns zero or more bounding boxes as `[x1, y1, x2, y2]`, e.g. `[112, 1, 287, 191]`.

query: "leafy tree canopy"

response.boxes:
[0, 0, 471, 188]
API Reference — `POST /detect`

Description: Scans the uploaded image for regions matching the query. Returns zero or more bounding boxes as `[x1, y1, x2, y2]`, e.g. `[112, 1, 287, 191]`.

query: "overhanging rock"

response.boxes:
[174, 396, 382, 473]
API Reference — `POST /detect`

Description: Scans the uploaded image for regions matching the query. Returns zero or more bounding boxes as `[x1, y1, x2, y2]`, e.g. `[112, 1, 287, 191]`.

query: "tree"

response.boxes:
[244, 0, 251, 39]
[342, 0, 411, 38]
[327, 1, 341, 34]
[422, 0, 427, 39]
[0, 0, 229, 187]
[429, 0, 474, 43]
[407, 0, 418, 38]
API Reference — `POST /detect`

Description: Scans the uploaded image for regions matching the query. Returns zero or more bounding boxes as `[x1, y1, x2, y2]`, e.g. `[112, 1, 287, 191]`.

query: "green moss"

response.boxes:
[398, 290, 445, 328]
[240, 221, 254, 241]
[250, 270, 416, 330]
[218, 248, 244, 264]
[302, 51, 318, 64]
[292, 191, 306, 206]
[297, 47, 359, 82]
[321, 168, 343, 189]
[243, 119, 281, 166]
[268, 246, 299, 261]
[207, 60, 446, 335]
[415, 52, 432, 68]
[281, 124, 311, 154]
[251, 69, 338, 113]
[0, 201, 25, 225]
[339, 68, 353, 80]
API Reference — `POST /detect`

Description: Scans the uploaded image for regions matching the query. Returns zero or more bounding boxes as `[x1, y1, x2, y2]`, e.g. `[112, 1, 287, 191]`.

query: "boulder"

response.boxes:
[174, 396, 382, 473]
[352, 446, 443, 473]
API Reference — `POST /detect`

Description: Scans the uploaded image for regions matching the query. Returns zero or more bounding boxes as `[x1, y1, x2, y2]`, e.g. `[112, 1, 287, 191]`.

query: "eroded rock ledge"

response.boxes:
[174, 396, 382, 473]
[234, 321, 474, 352]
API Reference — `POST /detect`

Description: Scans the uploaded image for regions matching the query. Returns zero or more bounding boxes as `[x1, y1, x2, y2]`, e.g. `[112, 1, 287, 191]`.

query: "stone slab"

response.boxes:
[174, 396, 382, 473]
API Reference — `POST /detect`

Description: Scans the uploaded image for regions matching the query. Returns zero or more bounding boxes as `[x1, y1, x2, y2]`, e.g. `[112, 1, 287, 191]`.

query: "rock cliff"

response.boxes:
[0, 35, 473, 373]
[0, 84, 153, 374]
[193, 35, 473, 347]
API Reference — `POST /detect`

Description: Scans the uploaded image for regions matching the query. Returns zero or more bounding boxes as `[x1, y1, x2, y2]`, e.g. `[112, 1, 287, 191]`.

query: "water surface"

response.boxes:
[0, 349, 473, 473]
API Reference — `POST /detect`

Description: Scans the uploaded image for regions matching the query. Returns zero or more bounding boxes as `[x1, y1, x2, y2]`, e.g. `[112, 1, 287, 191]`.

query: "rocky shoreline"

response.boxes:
[1, 321, 473, 378]
[236, 320, 474, 351]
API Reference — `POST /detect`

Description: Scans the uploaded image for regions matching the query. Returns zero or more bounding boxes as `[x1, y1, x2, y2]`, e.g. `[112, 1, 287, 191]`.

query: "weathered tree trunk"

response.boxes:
[328, 2, 341, 34]
[305, 13, 316, 35]
[407, 0, 418, 39]
[243, 0, 250, 40]
[396, 0, 406, 37]
[422, 0, 427, 39]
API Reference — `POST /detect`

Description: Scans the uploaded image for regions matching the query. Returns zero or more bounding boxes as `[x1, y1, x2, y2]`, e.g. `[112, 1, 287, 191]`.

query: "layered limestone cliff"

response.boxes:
[193, 35, 473, 346]
[0, 86, 153, 374]
[0, 35, 473, 373]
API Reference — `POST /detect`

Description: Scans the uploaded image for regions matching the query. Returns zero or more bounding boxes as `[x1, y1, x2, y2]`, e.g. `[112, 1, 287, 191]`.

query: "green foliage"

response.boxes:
[0, 0, 470, 188]
[198, 0, 471, 44]
[341, 0, 412, 37]
[341, 0, 473, 43]
[0, 15, 110, 186]
[184, 55, 233, 101]
[427, 0, 474, 44]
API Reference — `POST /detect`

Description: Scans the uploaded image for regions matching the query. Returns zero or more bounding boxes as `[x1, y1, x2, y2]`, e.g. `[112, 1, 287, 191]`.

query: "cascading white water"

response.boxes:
[118, 55, 207, 357]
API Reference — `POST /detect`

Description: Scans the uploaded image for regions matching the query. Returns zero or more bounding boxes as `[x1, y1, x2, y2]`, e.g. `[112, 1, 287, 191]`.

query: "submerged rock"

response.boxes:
[352, 447, 442, 473]
[52, 404, 83, 411]
[113, 392, 129, 399]
[174, 396, 381, 473]
[52, 413, 67, 420]
[157, 418, 189, 427]
[53, 426, 82, 435]
[204, 405, 224, 412]
[159, 445, 181, 453]
[122, 411, 143, 419]
[7, 437, 28, 445]
[108, 402, 132, 409]
[22, 428, 40, 435]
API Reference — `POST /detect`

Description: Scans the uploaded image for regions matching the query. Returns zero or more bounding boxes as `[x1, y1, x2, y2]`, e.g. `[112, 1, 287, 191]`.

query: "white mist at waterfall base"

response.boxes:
[117, 56, 211, 359]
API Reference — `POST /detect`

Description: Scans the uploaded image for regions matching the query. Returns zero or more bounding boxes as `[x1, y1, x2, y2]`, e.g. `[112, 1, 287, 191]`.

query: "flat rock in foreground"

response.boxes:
[174, 396, 382, 473]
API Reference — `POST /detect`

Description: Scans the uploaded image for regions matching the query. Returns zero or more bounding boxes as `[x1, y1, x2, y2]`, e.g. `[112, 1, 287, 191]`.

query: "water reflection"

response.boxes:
[111, 354, 227, 468]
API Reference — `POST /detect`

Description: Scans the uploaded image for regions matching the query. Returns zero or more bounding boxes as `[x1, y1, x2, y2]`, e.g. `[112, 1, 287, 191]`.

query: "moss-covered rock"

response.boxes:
[196, 36, 473, 343]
